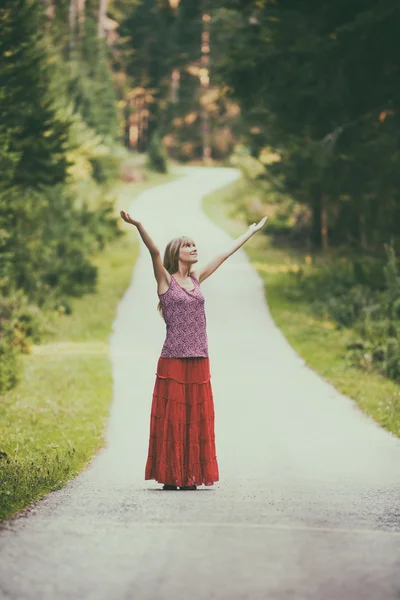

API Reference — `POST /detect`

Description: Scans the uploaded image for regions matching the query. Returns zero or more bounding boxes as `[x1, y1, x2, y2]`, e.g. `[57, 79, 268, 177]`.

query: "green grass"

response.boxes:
[203, 178, 400, 439]
[0, 169, 178, 520]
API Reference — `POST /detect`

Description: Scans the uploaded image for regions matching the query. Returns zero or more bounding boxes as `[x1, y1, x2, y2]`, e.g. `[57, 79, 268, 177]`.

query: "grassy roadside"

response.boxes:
[0, 168, 178, 521]
[203, 177, 400, 440]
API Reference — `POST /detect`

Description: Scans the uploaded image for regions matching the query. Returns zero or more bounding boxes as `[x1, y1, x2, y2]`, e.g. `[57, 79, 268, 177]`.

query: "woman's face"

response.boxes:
[179, 239, 198, 265]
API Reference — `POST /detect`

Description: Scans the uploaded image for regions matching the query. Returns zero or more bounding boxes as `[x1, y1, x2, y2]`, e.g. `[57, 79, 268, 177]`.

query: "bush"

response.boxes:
[286, 243, 400, 383]
[90, 149, 122, 184]
[386, 337, 400, 380]
[0, 292, 49, 349]
[147, 131, 168, 173]
[0, 181, 121, 393]
[0, 340, 20, 394]
[1, 185, 121, 308]
[0, 291, 50, 393]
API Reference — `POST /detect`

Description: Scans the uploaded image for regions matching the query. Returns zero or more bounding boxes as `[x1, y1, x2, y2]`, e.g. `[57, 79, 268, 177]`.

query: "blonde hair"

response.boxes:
[157, 236, 195, 317]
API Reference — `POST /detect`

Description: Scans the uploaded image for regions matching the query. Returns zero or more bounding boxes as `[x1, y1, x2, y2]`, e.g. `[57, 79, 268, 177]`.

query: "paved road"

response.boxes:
[1, 167, 400, 600]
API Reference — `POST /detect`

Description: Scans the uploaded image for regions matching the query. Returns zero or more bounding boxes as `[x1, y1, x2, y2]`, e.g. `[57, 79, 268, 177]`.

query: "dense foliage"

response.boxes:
[212, 0, 400, 251]
[208, 0, 400, 383]
[0, 0, 121, 392]
[283, 244, 400, 383]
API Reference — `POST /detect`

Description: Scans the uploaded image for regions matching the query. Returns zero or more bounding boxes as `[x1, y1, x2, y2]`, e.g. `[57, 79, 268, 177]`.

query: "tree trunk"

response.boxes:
[41, 0, 55, 20]
[124, 98, 131, 150]
[77, 0, 86, 39]
[69, 0, 77, 56]
[169, 68, 180, 104]
[97, 0, 108, 38]
[310, 189, 321, 247]
[200, 12, 212, 164]
[321, 192, 329, 251]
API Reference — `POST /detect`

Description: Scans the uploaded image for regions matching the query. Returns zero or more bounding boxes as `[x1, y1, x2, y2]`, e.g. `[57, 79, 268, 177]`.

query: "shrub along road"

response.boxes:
[0, 167, 399, 600]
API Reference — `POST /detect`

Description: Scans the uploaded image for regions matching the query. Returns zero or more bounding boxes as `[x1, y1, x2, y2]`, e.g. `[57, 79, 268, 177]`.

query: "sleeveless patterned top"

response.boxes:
[158, 273, 208, 358]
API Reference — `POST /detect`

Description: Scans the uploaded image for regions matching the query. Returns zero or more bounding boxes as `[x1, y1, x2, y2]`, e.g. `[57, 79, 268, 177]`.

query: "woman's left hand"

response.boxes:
[248, 216, 268, 235]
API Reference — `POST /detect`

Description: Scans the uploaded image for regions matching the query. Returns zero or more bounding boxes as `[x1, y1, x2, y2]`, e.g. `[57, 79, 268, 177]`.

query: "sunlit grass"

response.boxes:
[0, 170, 178, 520]
[203, 179, 400, 439]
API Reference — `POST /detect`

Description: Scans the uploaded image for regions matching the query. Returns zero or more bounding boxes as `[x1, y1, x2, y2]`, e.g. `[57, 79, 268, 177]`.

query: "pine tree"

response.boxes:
[0, 0, 70, 189]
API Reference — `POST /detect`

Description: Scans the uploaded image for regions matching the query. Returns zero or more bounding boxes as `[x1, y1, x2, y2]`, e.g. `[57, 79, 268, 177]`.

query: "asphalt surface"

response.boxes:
[1, 167, 400, 600]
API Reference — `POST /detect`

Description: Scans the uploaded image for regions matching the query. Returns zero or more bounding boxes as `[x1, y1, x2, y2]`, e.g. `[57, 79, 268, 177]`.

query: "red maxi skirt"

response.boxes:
[145, 357, 219, 487]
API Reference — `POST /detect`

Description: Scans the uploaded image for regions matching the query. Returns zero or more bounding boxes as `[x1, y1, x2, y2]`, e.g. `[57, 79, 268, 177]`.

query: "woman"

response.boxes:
[120, 209, 267, 490]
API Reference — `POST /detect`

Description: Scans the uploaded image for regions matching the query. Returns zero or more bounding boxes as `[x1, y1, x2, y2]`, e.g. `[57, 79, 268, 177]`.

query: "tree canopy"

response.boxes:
[212, 0, 400, 250]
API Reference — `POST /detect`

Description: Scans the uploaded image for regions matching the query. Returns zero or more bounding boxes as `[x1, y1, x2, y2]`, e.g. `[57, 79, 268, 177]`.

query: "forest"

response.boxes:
[1, 0, 400, 389]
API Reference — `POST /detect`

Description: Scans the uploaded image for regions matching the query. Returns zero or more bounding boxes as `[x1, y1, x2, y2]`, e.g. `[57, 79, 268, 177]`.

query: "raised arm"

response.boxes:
[120, 210, 170, 290]
[193, 216, 268, 284]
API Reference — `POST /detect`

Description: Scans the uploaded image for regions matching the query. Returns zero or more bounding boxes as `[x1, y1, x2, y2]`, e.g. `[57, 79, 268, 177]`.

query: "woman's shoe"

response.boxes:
[179, 485, 197, 491]
[163, 484, 178, 490]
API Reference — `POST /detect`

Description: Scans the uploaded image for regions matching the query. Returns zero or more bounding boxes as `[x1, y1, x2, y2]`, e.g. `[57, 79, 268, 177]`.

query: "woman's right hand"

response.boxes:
[120, 210, 141, 227]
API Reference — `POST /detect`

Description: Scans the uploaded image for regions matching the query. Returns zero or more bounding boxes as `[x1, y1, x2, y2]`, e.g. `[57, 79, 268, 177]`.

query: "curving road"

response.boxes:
[0, 167, 399, 600]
